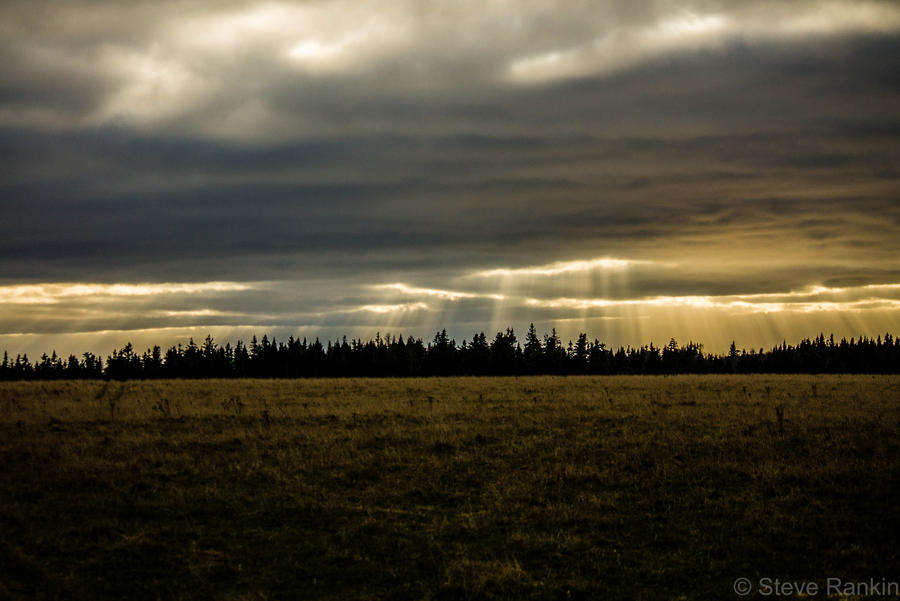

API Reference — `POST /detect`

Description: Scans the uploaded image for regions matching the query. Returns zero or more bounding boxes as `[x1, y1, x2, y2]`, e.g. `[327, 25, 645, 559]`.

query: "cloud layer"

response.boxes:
[1, 1, 899, 355]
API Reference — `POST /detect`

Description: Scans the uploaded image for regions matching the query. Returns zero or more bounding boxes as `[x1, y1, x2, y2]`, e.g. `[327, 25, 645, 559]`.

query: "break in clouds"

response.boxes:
[1, 0, 899, 355]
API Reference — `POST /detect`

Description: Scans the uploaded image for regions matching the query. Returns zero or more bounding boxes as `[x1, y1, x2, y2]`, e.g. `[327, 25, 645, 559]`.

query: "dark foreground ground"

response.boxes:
[0, 376, 898, 600]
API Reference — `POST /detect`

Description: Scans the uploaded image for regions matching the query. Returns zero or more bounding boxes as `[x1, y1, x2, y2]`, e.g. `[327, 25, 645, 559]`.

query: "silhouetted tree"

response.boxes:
[523, 323, 543, 374]
[2, 329, 899, 380]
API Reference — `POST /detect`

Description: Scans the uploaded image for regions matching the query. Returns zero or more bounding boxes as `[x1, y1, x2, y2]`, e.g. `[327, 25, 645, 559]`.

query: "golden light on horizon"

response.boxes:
[353, 302, 431, 314]
[372, 283, 505, 302]
[469, 257, 645, 278]
[1, 274, 898, 358]
[0, 282, 255, 304]
[524, 293, 900, 314]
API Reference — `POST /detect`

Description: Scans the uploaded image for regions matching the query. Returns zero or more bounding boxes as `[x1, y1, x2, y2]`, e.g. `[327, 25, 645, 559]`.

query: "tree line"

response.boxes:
[2, 327, 899, 380]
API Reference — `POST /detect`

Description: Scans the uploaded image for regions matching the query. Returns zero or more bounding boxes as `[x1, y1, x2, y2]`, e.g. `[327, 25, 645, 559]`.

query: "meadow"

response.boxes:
[1, 376, 898, 600]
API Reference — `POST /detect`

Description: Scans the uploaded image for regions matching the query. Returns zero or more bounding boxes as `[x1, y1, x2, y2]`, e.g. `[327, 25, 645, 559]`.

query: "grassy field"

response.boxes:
[0, 375, 898, 600]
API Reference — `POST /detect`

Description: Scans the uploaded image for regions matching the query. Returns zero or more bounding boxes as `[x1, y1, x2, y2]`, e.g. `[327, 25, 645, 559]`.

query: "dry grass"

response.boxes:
[1, 375, 898, 600]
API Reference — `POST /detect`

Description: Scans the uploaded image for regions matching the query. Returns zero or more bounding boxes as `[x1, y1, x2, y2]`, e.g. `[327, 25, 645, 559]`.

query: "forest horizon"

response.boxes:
[4, 327, 899, 380]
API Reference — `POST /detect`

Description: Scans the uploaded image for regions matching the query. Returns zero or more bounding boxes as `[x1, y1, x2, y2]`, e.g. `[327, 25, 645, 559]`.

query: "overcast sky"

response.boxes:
[2, 0, 899, 357]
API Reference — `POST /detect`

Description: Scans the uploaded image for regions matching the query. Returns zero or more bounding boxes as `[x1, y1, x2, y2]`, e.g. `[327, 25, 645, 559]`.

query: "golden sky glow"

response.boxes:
[353, 302, 431, 314]
[372, 284, 480, 301]
[469, 258, 644, 278]
[0, 282, 253, 305]
[2, 258, 898, 357]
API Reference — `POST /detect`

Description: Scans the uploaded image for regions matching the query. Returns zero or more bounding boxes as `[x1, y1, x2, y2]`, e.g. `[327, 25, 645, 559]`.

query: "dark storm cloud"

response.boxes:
[3, 112, 899, 284]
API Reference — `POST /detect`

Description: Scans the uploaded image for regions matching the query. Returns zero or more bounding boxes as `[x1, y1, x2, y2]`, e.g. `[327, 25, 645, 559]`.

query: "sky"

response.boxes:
[2, 0, 899, 358]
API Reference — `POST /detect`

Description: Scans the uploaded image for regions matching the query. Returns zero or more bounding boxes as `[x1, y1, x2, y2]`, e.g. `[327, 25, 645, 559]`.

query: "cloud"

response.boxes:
[1, 1, 898, 136]
[0, 282, 253, 304]
[372, 284, 481, 301]
[469, 258, 647, 278]
[523, 285, 900, 315]
[1, 1, 899, 354]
